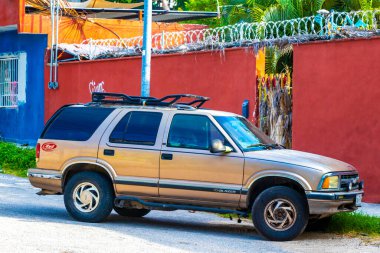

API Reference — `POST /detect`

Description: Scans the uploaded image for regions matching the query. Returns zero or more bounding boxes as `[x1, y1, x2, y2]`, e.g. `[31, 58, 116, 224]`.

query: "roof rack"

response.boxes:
[92, 92, 210, 109]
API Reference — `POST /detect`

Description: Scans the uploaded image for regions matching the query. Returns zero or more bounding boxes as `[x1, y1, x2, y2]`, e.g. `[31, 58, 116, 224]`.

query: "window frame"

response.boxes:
[166, 113, 235, 152]
[214, 115, 275, 152]
[0, 53, 26, 109]
[109, 111, 163, 147]
[41, 106, 115, 141]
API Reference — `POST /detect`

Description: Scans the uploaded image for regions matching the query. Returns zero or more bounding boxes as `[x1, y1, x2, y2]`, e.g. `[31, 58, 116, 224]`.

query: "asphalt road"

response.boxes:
[0, 174, 378, 253]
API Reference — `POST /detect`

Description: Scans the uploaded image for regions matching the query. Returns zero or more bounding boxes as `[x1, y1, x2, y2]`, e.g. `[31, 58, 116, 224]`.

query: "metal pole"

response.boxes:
[49, 0, 55, 84]
[54, 0, 59, 86]
[141, 0, 152, 97]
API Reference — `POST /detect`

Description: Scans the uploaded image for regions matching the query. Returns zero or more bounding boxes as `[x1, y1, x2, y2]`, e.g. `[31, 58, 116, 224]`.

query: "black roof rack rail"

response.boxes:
[92, 92, 210, 108]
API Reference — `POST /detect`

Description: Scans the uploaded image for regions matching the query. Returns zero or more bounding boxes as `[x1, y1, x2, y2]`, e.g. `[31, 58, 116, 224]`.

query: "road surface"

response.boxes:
[0, 174, 378, 253]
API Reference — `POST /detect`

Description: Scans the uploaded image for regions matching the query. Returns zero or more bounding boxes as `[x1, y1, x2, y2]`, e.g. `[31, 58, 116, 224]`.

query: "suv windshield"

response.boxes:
[214, 116, 276, 152]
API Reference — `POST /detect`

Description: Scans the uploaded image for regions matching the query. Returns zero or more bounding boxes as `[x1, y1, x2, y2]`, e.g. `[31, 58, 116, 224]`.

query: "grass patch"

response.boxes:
[220, 212, 380, 237]
[327, 212, 380, 236]
[0, 142, 36, 177]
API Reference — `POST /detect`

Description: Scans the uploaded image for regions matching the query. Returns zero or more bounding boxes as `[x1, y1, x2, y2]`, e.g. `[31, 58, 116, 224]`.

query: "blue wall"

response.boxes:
[0, 29, 47, 145]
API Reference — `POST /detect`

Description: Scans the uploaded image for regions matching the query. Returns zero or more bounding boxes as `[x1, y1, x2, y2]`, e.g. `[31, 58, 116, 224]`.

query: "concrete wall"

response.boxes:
[45, 48, 257, 121]
[293, 38, 380, 203]
[0, 30, 47, 145]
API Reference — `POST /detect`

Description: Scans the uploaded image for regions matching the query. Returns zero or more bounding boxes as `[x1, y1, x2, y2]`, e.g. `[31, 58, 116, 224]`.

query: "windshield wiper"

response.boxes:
[246, 143, 271, 149]
[246, 143, 285, 149]
[267, 143, 286, 149]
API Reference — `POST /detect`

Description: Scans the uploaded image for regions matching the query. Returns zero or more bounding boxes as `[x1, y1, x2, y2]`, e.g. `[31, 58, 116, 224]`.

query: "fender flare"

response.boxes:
[61, 157, 117, 186]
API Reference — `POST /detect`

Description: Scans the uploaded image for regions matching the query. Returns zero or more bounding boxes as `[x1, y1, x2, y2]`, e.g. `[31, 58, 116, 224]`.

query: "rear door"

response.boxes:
[98, 109, 168, 197]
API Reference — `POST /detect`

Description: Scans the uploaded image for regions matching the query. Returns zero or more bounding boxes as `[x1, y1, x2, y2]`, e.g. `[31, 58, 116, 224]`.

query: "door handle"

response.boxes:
[104, 149, 115, 156]
[161, 153, 173, 160]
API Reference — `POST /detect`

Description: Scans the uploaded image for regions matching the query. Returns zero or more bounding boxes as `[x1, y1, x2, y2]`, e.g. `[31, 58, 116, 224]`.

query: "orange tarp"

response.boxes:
[20, 14, 206, 45]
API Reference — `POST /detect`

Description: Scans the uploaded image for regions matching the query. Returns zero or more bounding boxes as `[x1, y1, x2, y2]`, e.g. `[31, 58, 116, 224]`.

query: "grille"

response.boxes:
[340, 174, 359, 191]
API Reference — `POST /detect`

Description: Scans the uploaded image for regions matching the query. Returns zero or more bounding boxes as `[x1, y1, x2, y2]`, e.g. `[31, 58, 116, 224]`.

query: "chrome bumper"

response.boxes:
[28, 168, 63, 193]
[306, 190, 364, 215]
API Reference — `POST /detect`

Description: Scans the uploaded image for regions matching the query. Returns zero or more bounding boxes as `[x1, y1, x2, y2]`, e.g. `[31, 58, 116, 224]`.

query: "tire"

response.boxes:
[306, 216, 332, 232]
[251, 186, 309, 241]
[114, 206, 151, 217]
[64, 172, 114, 223]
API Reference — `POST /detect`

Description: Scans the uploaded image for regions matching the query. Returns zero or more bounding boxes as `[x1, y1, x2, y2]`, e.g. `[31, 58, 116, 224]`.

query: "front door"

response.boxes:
[159, 113, 244, 207]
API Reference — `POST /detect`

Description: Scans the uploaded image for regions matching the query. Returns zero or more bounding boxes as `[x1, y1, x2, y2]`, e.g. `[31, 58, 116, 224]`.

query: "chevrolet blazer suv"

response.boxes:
[28, 92, 364, 241]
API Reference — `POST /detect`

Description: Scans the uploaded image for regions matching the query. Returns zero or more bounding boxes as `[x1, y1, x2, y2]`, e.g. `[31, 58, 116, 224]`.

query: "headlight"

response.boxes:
[321, 175, 339, 189]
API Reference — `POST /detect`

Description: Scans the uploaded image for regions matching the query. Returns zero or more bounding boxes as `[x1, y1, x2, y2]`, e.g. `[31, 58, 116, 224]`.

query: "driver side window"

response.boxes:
[167, 114, 230, 150]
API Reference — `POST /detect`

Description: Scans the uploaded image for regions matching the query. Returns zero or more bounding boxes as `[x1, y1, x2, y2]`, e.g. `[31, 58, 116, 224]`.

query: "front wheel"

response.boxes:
[251, 186, 309, 241]
[114, 206, 151, 217]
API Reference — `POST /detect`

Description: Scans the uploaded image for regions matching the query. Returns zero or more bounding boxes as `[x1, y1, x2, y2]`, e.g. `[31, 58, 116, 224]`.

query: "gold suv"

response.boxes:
[28, 92, 364, 241]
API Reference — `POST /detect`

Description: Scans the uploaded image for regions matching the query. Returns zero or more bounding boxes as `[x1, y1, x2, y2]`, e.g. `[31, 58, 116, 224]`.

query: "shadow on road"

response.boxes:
[0, 195, 260, 241]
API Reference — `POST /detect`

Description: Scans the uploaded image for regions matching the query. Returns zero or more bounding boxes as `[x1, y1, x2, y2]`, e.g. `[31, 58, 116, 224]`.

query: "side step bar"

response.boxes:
[115, 196, 248, 217]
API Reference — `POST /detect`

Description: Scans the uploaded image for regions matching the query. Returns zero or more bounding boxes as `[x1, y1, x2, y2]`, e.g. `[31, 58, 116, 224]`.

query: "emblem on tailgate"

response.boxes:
[42, 142, 57, 152]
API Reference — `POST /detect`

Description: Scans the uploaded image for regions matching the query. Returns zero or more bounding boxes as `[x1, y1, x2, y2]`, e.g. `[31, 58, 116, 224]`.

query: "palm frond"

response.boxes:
[312, 0, 326, 13]
[263, 5, 286, 22]
[265, 47, 280, 74]
[247, 0, 277, 8]
[359, 0, 373, 9]
[251, 6, 265, 22]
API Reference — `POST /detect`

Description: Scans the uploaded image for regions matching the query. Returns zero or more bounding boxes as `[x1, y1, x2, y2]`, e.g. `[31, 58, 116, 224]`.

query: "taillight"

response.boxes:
[36, 143, 41, 160]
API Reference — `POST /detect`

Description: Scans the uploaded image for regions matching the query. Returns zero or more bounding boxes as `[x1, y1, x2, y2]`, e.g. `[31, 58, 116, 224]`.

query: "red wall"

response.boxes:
[0, 0, 19, 27]
[293, 38, 380, 203]
[45, 48, 256, 120]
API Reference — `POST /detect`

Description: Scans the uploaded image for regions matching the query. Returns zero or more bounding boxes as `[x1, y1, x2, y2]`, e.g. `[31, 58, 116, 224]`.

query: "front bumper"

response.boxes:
[306, 190, 364, 215]
[28, 168, 63, 193]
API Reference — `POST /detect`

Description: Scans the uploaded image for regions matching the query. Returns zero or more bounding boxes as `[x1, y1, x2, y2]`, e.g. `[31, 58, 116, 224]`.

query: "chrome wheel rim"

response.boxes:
[264, 198, 297, 231]
[72, 182, 100, 213]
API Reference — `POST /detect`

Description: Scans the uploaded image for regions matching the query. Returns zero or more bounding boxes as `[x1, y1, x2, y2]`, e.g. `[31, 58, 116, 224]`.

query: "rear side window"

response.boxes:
[42, 107, 114, 141]
[109, 111, 162, 146]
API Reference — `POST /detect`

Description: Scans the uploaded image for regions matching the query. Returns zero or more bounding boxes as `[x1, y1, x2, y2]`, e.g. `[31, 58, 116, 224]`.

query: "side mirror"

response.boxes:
[210, 139, 232, 153]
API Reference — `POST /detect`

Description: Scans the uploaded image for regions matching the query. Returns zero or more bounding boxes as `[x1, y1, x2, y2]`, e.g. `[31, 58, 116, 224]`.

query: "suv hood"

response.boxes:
[244, 149, 356, 173]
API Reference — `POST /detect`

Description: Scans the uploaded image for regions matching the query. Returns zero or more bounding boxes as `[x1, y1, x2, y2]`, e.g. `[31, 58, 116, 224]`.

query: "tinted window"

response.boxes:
[110, 111, 162, 146]
[167, 114, 231, 150]
[42, 107, 114, 141]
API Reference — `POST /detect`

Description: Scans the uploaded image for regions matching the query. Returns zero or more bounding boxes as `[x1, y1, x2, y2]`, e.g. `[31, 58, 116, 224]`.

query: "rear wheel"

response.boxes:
[251, 186, 309, 241]
[114, 206, 151, 217]
[64, 172, 114, 223]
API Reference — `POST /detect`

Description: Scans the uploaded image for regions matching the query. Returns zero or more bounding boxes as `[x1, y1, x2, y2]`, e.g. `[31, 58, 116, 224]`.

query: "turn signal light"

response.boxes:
[322, 176, 339, 189]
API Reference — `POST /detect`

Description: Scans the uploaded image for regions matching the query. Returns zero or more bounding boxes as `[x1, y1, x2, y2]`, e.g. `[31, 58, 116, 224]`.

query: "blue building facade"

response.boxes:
[0, 29, 47, 145]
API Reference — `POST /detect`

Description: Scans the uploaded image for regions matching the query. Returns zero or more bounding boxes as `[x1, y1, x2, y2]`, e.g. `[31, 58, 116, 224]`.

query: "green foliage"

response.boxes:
[0, 142, 36, 177]
[175, 0, 187, 10]
[185, 0, 218, 11]
[184, 0, 222, 26]
[327, 212, 380, 236]
[324, 0, 379, 11]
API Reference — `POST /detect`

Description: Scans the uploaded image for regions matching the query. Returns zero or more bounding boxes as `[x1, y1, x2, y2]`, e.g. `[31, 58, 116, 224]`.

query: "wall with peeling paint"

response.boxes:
[0, 30, 47, 145]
